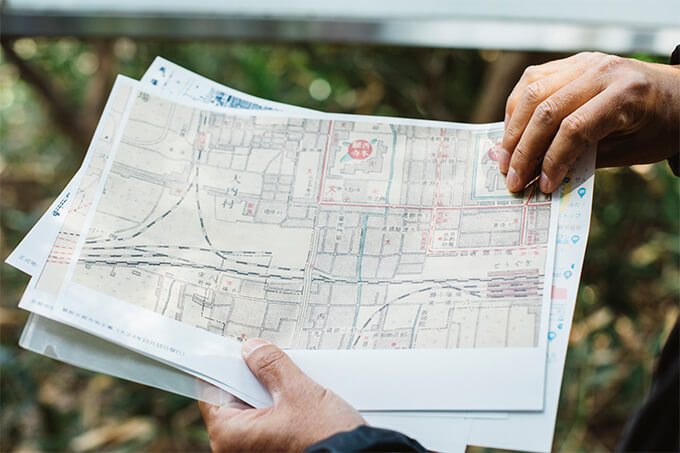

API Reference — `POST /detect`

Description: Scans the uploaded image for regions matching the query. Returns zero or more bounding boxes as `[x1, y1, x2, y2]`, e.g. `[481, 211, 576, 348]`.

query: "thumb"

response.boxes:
[242, 338, 310, 400]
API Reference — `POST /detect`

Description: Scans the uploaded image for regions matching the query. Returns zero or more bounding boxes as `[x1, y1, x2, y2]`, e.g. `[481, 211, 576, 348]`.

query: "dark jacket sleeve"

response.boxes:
[616, 318, 679, 452]
[667, 44, 680, 177]
[304, 426, 427, 453]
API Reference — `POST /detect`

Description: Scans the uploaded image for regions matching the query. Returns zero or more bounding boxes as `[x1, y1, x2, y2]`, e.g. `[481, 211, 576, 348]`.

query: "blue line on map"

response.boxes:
[346, 126, 397, 348]
[409, 304, 423, 348]
[357, 215, 368, 280]
[347, 214, 369, 349]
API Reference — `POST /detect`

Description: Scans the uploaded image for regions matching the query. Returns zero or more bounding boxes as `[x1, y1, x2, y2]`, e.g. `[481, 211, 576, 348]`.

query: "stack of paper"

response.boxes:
[7, 58, 595, 452]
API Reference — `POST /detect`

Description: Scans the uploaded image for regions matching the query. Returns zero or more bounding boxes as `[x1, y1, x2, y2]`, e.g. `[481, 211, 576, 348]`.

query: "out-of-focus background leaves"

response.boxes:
[1, 39, 678, 452]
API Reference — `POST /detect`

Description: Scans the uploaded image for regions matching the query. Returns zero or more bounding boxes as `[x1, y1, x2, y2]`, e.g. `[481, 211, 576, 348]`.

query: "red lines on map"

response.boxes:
[46, 234, 76, 265]
[519, 185, 537, 246]
[426, 129, 446, 253]
[315, 123, 550, 256]
[69, 201, 93, 214]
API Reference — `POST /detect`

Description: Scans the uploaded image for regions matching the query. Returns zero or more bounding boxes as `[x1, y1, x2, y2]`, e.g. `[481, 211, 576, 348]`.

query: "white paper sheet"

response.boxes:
[42, 87, 555, 410]
[466, 158, 595, 451]
[20, 312, 235, 406]
[12, 55, 506, 420]
[5, 167, 83, 274]
[8, 57, 596, 451]
[19, 156, 593, 450]
[22, 311, 505, 417]
[21, 314, 474, 453]
[18, 72, 560, 409]
[30, 154, 591, 450]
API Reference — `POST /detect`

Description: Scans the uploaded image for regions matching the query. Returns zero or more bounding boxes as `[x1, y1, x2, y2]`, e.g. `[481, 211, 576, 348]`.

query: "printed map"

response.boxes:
[70, 91, 553, 350]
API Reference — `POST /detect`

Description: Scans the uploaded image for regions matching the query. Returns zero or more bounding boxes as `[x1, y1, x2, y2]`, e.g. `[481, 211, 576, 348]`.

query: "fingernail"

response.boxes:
[242, 338, 270, 356]
[504, 114, 510, 129]
[507, 167, 520, 191]
[499, 149, 511, 173]
[539, 171, 550, 193]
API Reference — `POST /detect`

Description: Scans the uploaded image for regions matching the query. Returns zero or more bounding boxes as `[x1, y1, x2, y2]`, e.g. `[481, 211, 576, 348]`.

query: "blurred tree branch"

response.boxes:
[82, 40, 116, 140]
[0, 38, 116, 156]
[1, 38, 89, 150]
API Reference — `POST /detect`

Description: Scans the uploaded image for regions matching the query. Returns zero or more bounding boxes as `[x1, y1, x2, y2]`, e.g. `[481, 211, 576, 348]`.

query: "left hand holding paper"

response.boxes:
[199, 338, 366, 453]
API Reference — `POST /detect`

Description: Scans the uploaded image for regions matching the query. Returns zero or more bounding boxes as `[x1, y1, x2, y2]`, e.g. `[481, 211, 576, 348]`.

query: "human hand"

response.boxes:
[198, 338, 366, 453]
[500, 52, 680, 193]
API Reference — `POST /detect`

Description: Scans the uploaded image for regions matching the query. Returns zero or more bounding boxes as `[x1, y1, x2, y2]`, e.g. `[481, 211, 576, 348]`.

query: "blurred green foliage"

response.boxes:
[0, 38, 678, 452]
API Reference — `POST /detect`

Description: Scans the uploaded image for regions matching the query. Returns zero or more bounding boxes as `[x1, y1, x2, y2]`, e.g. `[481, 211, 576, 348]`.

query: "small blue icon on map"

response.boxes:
[578, 187, 586, 198]
[548, 331, 557, 341]
[571, 235, 580, 244]
[564, 270, 573, 279]
[558, 323, 564, 330]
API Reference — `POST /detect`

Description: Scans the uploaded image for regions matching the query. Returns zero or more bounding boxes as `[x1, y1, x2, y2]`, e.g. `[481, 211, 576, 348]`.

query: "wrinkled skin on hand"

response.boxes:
[199, 339, 366, 453]
[500, 51, 680, 193]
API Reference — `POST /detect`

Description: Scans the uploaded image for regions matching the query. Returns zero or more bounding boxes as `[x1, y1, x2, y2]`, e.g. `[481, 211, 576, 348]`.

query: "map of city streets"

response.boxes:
[72, 91, 553, 351]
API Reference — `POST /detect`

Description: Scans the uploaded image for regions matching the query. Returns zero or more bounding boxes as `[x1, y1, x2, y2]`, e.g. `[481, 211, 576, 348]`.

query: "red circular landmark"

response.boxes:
[487, 141, 501, 161]
[348, 139, 373, 160]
